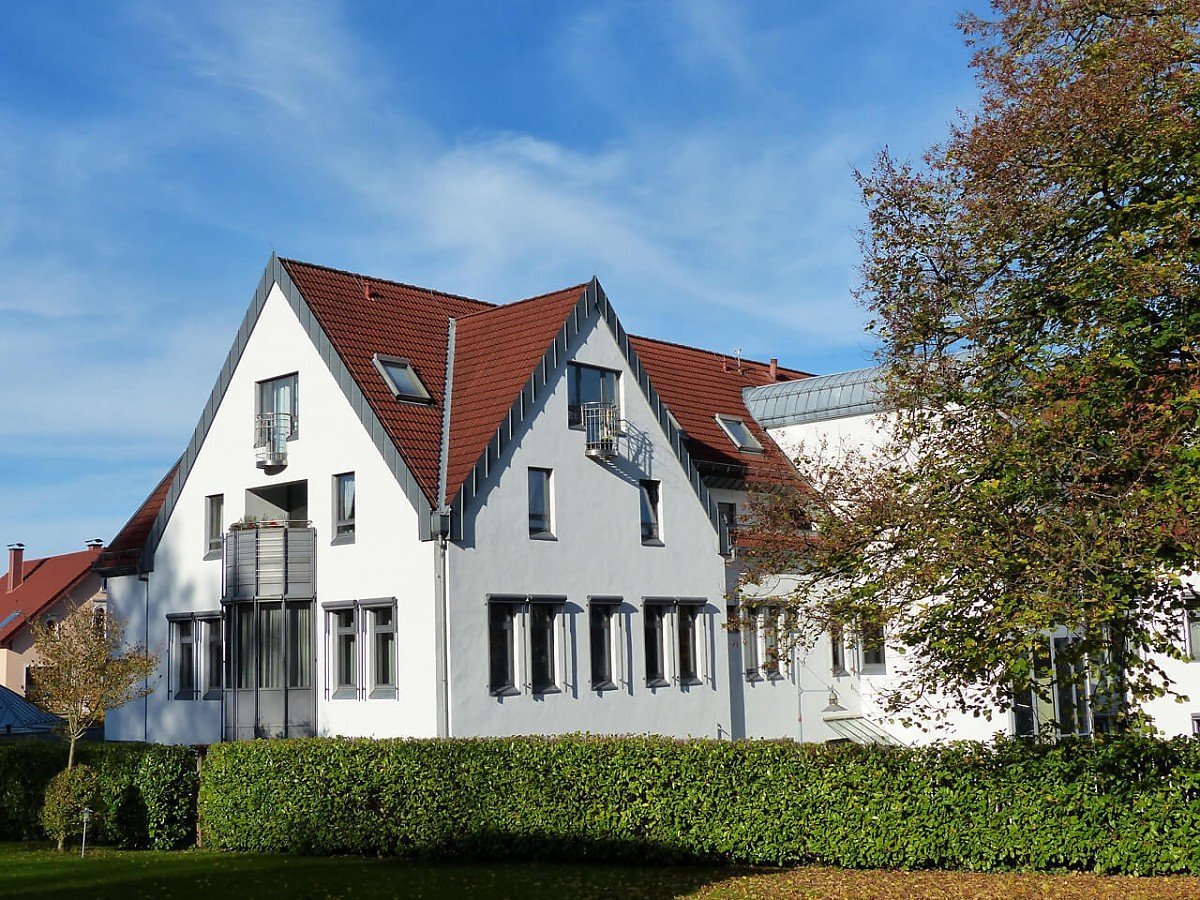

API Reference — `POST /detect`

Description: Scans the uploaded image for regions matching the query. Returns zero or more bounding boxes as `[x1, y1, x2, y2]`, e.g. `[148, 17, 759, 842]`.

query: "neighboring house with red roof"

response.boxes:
[99, 255, 812, 745]
[0, 541, 105, 698]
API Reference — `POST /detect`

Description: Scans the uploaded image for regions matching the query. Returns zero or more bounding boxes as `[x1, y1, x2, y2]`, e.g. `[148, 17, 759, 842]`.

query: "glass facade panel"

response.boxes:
[258, 604, 283, 690]
[286, 602, 313, 689]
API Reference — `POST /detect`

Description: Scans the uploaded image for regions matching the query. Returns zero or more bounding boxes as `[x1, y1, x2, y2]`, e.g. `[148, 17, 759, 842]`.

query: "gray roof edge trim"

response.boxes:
[591, 279, 720, 535]
[143, 254, 434, 563]
[449, 288, 588, 513]
[753, 402, 890, 428]
[437, 318, 456, 510]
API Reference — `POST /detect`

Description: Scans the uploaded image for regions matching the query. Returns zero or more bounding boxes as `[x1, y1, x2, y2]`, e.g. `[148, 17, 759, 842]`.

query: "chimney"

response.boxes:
[86, 539, 104, 554]
[7, 543, 25, 592]
[769, 358, 778, 381]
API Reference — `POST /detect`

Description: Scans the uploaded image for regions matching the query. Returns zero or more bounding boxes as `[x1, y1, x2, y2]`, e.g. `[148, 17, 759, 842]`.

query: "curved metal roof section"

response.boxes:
[744, 365, 887, 427]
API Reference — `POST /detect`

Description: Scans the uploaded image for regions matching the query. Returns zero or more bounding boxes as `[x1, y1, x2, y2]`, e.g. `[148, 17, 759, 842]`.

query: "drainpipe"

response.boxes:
[433, 521, 450, 737]
[139, 570, 150, 743]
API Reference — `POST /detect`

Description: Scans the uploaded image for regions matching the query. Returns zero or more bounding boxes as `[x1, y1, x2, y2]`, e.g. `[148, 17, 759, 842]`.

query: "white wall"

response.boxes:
[446, 308, 736, 739]
[106, 284, 438, 744]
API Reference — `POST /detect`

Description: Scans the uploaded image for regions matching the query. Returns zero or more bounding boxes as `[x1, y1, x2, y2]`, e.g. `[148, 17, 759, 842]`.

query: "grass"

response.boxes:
[3, 843, 1200, 899]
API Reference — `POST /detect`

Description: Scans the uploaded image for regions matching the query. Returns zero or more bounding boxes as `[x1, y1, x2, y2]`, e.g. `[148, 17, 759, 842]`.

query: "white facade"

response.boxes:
[104, 261, 807, 746]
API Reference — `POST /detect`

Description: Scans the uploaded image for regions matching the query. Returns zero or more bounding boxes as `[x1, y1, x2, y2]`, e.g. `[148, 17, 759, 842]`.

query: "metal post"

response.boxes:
[80, 807, 91, 858]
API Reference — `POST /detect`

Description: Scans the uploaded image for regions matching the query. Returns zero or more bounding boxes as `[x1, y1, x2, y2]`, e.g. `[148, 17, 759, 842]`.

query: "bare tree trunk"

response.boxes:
[66, 733, 76, 770]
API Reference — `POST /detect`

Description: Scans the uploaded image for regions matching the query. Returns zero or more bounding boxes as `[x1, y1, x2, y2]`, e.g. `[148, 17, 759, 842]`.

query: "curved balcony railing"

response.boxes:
[583, 402, 619, 460]
[255, 412, 293, 468]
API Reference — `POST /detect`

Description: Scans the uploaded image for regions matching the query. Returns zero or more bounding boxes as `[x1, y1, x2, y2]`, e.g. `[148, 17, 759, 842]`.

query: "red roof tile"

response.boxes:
[281, 259, 492, 506]
[94, 464, 178, 574]
[629, 336, 809, 485]
[445, 285, 587, 503]
[0, 547, 100, 645]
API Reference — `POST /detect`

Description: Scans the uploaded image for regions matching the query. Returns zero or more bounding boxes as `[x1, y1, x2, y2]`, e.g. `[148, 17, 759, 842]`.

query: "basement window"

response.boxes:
[373, 354, 432, 403]
[715, 415, 763, 453]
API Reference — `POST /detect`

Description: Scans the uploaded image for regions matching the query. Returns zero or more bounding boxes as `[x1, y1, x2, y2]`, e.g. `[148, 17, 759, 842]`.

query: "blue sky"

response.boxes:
[0, 1, 984, 557]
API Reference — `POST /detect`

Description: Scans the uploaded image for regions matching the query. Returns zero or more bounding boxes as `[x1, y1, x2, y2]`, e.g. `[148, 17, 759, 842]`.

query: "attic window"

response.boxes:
[715, 415, 763, 453]
[373, 354, 432, 403]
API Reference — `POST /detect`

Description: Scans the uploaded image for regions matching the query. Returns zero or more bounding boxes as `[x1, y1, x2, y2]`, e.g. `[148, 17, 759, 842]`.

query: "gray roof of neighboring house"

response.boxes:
[0, 684, 61, 735]
[744, 365, 887, 427]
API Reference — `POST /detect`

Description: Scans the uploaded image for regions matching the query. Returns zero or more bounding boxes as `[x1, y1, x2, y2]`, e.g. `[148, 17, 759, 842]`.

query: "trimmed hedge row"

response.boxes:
[199, 734, 1200, 875]
[0, 740, 197, 849]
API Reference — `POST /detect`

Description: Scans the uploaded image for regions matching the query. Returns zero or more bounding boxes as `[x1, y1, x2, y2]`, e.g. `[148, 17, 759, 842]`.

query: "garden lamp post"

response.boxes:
[80, 807, 91, 858]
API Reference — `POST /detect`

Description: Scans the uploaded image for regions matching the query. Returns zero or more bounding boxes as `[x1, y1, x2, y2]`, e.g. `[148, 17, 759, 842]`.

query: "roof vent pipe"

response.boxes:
[7, 543, 25, 592]
[86, 539, 104, 552]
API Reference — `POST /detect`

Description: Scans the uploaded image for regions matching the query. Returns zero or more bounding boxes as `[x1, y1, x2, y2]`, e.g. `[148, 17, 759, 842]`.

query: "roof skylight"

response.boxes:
[715, 414, 763, 453]
[373, 354, 432, 403]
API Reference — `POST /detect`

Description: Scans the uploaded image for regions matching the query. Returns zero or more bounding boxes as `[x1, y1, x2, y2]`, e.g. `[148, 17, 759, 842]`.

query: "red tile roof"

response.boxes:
[281, 259, 492, 506]
[445, 285, 586, 503]
[0, 547, 100, 645]
[94, 463, 178, 574]
[629, 336, 809, 484]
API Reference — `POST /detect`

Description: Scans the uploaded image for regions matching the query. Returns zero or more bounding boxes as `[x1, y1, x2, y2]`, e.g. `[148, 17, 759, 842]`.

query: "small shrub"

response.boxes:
[42, 765, 102, 850]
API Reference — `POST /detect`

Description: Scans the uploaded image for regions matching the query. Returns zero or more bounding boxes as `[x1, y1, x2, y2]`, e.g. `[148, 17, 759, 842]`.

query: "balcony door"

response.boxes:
[224, 598, 315, 739]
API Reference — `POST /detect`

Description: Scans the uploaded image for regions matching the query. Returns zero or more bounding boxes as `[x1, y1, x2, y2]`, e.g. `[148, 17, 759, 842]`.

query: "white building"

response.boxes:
[743, 369, 1200, 743]
[99, 256, 812, 745]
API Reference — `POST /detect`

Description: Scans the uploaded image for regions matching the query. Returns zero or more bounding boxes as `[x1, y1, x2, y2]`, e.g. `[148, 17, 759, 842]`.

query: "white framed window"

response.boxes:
[373, 354, 432, 403]
[369, 604, 396, 698]
[1192, 714, 1200, 738]
[168, 612, 222, 701]
[589, 598, 621, 691]
[487, 596, 567, 696]
[170, 618, 196, 700]
[205, 494, 224, 557]
[323, 598, 398, 701]
[333, 472, 356, 543]
[567, 362, 620, 428]
[718, 501, 738, 556]
[639, 480, 662, 544]
[860, 621, 887, 675]
[1187, 609, 1200, 662]
[743, 607, 784, 681]
[528, 467, 554, 539]
[742, 608, 761, 679]
[830, 623, 848, 676]
[715, 414, 763, 453]
[644, 598, 708, 689]
[256, 374, 298, 440]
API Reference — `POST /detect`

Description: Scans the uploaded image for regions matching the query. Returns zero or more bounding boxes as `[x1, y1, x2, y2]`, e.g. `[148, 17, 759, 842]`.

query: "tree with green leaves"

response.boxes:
[27, 603, 158, 770]
[741, 0, 1200, 728]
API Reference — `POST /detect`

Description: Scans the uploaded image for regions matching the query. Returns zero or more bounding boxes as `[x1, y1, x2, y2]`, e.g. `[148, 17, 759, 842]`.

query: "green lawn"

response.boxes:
[4, 843, 1200, 900]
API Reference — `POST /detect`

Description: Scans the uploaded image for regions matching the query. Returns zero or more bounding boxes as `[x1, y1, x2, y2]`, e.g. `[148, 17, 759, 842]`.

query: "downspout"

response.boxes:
[433, 318, 457, 738]
[138, 568, 150, 743]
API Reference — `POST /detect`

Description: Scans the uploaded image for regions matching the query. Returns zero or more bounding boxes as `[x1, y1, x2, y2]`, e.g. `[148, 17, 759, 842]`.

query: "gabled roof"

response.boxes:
[110, 255, 812, 566]
[94, 463, 178, 576]
[0, 547, 100, 645]
[630, 336, 809, 484]
[445, 285, 587, 504]
[281, 259, 492, 506]
[744, 365, 886, 427]
[0, 684, 61, 734]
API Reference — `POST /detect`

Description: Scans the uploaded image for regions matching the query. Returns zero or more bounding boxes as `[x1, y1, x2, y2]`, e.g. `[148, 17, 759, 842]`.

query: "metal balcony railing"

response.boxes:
[255, 412, 292, 468]
[582, 402, 619, 459]
[223, 524, 316, 601]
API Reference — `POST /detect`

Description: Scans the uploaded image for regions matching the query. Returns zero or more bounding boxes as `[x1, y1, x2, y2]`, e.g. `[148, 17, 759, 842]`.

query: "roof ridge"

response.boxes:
[629, 332, 812, 378]
[279, 257, 495, 309]
[454, 282, 589, 322]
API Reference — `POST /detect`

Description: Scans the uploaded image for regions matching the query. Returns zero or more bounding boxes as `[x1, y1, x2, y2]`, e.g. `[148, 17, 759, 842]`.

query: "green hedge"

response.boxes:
[198, 734, 1200, 874]
[0, 741, 198, 849]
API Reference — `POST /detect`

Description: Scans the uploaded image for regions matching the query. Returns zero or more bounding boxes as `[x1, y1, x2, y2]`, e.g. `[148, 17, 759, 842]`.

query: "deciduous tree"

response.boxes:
[27, 604, 158, 768]
[742, 0, 1200, 726]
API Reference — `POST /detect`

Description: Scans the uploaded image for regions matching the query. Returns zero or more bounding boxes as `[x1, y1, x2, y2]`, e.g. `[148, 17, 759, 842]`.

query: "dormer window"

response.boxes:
[715, 414, 763, 453]
[373, 354, 432, 403]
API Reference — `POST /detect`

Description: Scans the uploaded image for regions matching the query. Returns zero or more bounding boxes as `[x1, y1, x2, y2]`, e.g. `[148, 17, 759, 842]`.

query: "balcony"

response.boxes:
[255, 412, 293, 468]
[223, 523, 316, 601]
[582, 402, 619, 460]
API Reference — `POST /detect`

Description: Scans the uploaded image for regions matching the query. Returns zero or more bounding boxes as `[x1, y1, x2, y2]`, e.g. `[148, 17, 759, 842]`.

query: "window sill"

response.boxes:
[332, 687, 358, 700]
[831, 667, 849, 678]
[490, 685, 520, 698]
[202, 690, 222, 701]
[532, 685, 561, 696]
[369, 686, 398, 700]
[331, 533, 356, 546]
[679, 676, 703, 687]
[745, 672, 763, 683]
[645, 678, 669, 689]
[766, 671, 785, 682]
[592, 681, 618, 692]
[641, 538, 665, 548]
[860, 666, 887, 676]
[203, 549, 222, 561]
[173, 692, 196, 702]
[529, 532, 557, 542]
